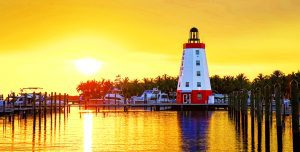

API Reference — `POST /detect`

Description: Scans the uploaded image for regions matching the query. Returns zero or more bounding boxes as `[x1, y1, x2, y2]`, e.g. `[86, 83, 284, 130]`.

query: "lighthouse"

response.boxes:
[176, 27, 212, 104]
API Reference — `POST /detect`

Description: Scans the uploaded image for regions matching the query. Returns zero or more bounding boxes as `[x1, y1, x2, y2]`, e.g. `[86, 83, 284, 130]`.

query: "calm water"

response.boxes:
[0, 107, 293, 151]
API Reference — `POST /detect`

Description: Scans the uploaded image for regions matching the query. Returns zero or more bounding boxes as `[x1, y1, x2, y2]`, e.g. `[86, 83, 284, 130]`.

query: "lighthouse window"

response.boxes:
[196, 50, 199, 55]
[185, 82, 189, 87]
[197, 93, 202, 100]
[196, 60, 200, 66]
[196, 71, 201, 76]
[197, 82, 201, 87]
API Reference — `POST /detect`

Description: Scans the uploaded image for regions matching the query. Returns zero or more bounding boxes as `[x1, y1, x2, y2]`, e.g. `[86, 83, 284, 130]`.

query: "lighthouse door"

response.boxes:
[183, 94, 191, 104]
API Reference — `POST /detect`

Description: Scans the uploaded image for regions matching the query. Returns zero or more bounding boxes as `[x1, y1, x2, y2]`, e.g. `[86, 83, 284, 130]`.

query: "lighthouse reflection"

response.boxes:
[178, 111, 211, 151]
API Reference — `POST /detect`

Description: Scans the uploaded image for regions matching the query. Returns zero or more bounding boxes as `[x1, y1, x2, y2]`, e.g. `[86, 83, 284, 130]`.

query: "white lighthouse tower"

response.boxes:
[176, 27, 212, 104]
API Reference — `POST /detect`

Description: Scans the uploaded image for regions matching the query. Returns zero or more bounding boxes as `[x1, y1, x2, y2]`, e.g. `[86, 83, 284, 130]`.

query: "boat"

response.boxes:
[103, 88, 125, 104]
[131, 88, 171, 104]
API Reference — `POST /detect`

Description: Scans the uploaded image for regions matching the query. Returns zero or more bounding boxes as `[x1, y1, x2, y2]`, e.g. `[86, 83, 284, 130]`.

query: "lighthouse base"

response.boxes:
[176, 90, 212, 104]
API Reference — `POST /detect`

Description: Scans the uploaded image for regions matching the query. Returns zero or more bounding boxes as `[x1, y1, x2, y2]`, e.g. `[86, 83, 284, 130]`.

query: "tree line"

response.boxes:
[211, 70, 300, 98]
[76, 74, 178, 99]
[76, 70, 300, 99]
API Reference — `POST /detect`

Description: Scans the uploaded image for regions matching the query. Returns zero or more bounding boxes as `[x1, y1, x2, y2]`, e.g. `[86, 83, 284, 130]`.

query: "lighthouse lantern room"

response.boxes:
[176, 27, 212, 104]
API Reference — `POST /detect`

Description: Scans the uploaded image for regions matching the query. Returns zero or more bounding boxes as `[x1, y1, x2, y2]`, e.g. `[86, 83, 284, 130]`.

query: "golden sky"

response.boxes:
[0, 0, 300, 95]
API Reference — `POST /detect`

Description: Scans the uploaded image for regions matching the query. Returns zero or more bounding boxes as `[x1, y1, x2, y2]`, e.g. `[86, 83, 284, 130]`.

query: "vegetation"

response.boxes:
[211, 70, 300, 98]
[76, 74, 178, 99]
[76, 70, 300, 99]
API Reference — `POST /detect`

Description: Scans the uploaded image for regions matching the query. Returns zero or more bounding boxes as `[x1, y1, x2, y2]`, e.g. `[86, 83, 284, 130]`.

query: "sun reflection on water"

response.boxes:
[83, 113, 93, 152]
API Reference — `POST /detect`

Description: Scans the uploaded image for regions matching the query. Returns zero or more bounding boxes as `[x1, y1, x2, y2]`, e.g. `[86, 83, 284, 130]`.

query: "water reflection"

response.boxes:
[83, 113, 93, 152]
[178, 111, 210, 151]
[0, 108, 294, 151]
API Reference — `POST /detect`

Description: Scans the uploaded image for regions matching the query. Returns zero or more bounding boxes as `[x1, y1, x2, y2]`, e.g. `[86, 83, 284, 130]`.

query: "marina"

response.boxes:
[1, 1, 300, 150]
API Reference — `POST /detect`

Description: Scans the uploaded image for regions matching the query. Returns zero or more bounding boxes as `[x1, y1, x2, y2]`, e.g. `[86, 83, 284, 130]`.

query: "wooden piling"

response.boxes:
[256, 88, 262, 152]
[63, 93, 66, 114]
[236, 91, 241, 129]
[24, 93, 27, 108]
[39, 92, 42, 114]
[233, 92, 236, 120]
[12, 93, 15, 114]
[274, 84, 282, 151]
[291, 80, 299, 151]
[250, 90, 255, 135]
[50, 92, 53, 114]
[67, 94, 70, 113]
[44, 92, 47, 118]
[250, 90, 255, 151]
[54, 92, 57, 113]
[242, 90, 248, 130]
[59, 93, 61, 112]
[38, 92, 42, 129]
[33, 92, 36, 115]
[44, 92, 47, 113]
[264, 85, 271, 152]
[231, 92, 234, 118]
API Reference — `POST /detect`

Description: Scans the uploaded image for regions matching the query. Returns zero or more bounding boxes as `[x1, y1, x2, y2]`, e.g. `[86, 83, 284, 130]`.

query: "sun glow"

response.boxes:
[75, 58, 102, 75]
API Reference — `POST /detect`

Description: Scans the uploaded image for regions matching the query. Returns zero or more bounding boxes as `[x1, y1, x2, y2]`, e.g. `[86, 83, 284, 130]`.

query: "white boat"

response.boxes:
[104, 88, 125, 104]
[104, 93, 124, 104]
[131, 88, 170, 104]
[13, 94, 43, 106]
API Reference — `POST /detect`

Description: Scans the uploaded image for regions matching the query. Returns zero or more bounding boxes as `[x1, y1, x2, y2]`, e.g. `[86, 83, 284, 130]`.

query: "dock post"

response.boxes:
[23, 93, 27, 119]
[50, 92, 53, 114]
[59, 93, 61, 113]
[256, 88, 262, 152]
[230, 93, 233, 118]
[24, 93, 27, 110]
[250, 90, 255, 138]
[39, 92, 42, 114]
[115, 93, 117, 110]
[67, 94, 70, 113]
[242, 90, 247, 131]
[38, 92, 42, 129]
[12, 92, 15, 114]
[63, 93, 66, 115]
[144, 93, 147, 110]
[250, 90, 255, 150]
[274, 84, 282, 151]
[264, 85, 271, 152]
[236, 91, 239, 123]
[291, 80, 299, 151]
[233, 92, 236, 120]
[44, 92, 47, 118]
[44, 92, 47, 113]
[237, 91, 241, 128]
[33, 92, 36, 116]
[228, 93, 231, 116]
[54, 92, 57, 114]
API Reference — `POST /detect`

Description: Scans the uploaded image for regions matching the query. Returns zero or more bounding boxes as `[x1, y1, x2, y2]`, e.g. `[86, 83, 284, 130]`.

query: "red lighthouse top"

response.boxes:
[183, 27, 205, 49]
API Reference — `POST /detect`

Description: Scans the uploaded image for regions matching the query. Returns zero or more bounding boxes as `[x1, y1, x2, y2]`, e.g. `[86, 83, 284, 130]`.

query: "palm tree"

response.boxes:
[235, 73, 250, 91]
